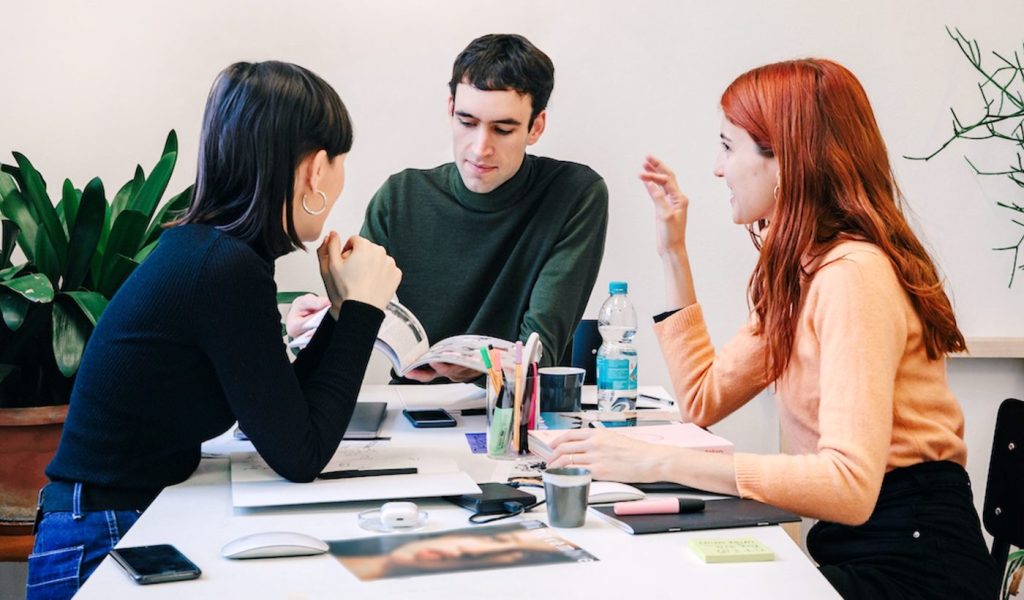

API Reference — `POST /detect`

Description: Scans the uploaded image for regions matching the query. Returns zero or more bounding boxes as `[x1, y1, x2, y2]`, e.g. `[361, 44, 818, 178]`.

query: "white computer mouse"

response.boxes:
[221, 531, 329, 560]
[587, 482, 646, 504]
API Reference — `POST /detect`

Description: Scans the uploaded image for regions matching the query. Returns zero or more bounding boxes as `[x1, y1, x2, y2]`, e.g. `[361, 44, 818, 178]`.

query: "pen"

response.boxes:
[638, 393, 675, 406]
[317, 467, 418, 480]
[480, 347, 499, 393]
[512, 341, 524, 452]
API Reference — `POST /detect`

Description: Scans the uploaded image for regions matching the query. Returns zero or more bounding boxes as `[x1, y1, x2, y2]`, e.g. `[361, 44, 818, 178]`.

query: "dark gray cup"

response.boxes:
[539, 367, 586, 413]
[543, 467, 591, 528]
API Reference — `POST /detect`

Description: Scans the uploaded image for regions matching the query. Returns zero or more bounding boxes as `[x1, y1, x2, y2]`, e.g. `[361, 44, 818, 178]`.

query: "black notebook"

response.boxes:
[591, 498, 800, 535]
[233, 401, 387, 442]
[344, 402, 388, 439]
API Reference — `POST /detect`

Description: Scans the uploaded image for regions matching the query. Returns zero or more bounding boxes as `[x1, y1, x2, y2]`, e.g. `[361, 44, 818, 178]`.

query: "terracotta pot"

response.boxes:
[0, 405, 68, 524]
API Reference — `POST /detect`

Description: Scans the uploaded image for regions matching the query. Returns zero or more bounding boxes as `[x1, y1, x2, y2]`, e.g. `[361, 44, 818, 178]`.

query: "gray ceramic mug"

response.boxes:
[543, 467, 591, 527]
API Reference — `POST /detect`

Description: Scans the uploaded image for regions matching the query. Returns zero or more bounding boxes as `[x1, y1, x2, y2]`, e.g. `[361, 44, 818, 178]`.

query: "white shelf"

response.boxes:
[950, 338, 1024, 359]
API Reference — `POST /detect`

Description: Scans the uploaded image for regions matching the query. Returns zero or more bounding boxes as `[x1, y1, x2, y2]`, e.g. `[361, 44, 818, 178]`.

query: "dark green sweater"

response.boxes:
[361, 155, 607, 370]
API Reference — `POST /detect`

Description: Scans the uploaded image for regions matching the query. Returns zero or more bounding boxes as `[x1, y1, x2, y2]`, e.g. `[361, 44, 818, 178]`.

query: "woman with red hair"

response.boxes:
[549, 59, 998, 598]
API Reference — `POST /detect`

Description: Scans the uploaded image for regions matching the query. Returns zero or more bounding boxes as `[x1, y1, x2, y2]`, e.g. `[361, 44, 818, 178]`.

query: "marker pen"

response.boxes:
[613, 497, 705, 516]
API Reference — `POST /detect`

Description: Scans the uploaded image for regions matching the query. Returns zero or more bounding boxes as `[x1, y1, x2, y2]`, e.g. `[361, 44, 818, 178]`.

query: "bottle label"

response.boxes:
[597, 358, 637, 391]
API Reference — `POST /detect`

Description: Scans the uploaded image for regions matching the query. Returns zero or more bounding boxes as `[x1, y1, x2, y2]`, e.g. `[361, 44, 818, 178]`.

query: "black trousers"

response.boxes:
[807, 461, 1000, 600]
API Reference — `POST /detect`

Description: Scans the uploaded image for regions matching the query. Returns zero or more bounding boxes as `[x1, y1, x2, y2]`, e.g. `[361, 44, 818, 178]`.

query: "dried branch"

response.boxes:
[905, 27, 1024, 286]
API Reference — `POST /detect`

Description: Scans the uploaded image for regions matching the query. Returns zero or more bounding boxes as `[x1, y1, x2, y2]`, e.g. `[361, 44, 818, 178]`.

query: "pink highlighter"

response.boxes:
[613, 497, 706, 516]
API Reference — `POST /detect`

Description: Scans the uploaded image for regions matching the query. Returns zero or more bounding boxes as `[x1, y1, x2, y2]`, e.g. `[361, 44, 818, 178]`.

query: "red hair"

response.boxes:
[720, 59, 964, 380]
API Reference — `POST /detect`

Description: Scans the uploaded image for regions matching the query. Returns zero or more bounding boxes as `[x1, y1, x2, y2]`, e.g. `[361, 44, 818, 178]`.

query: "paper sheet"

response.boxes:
[394, 383, 485, 410]
[229, 442, 479, 508]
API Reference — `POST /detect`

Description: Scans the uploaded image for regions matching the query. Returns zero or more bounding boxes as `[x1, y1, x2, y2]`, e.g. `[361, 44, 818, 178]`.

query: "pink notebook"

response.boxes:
[528, 422, 733, 461]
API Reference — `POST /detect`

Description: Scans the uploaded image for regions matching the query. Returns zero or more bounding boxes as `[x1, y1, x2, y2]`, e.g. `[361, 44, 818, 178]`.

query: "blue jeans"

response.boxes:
[27, 484, 141, 600]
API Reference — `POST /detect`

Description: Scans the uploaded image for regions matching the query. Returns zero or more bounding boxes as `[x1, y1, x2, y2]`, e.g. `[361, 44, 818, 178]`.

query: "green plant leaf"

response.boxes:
[144, 185, 192, 245]
[63, 177, 106, 291]
[33, 226, 61, 285]
[0, 169, 19, 199]
[60, 291, 108, 326]
[1, 219, 19, 268]
[89, 246, 104, 290]
[0, 183, 39, 263]
[0, 263, 26, 280]
[109, 178, 134, 227]
[60, 179, 80, 235]
[133, 239, 159, 263]
[276, 291, 313, 304]
[12, 152, 68, 273]
[0, 272, 54, 303]
[0, 289, 29, 330]
[89, 201, 113, 290]
[0, 163, 28, 194]
[161, 130, 178, 158]
[98, 254, 138, 298]
[103, 209, 148, 274]
[52, 294, 94, 377]
[128, 151, 176, 221]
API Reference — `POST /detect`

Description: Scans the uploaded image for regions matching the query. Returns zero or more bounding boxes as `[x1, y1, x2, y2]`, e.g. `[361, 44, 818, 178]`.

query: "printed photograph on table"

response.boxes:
[328, 520, 597, 581]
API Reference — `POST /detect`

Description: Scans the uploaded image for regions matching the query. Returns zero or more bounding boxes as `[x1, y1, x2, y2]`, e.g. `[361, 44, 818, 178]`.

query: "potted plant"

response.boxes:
[0, 131, 191, 527]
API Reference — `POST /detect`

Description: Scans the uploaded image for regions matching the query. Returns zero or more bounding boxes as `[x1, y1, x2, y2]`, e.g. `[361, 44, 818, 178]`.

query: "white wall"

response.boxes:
[2, 0, 1022, 548]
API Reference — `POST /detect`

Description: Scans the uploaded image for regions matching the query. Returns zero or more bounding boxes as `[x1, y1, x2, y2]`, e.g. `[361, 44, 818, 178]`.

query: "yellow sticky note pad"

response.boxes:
[689, 537, 775, 563]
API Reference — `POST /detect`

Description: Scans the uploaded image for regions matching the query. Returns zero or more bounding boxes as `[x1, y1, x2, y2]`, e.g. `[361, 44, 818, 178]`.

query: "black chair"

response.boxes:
[571, 319, 601, 384]
[982, 398, 1024, 581]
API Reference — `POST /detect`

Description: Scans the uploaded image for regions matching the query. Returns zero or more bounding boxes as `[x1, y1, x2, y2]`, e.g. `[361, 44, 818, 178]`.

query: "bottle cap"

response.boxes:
[609, 281, 628, 294]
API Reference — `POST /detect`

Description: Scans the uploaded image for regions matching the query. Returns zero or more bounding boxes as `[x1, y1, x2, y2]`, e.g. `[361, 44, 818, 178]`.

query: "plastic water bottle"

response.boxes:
[596, 281, 638, 416]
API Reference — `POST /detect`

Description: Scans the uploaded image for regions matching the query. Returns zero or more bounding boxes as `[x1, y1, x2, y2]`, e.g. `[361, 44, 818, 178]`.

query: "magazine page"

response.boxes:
[374, 300, 431, 372]
[401, 335, 516, 374]
[328, 520, 597, 581]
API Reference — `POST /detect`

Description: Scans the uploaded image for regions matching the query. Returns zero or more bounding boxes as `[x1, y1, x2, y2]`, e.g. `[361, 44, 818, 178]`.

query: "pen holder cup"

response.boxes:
[485, 365, 537, 460]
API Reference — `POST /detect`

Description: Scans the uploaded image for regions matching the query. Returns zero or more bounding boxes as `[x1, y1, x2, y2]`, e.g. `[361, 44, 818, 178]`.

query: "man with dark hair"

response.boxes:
[291, 34, 608, 383]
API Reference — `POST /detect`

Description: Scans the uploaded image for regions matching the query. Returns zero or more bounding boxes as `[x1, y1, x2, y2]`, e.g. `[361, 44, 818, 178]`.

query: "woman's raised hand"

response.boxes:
[318, 232, 401, 314]
[639, 155, 689, 257]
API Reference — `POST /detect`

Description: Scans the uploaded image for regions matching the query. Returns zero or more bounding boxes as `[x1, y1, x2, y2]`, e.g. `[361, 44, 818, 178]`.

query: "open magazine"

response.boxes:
[289, 300, 531, 376]
[328, 520, 597, 581]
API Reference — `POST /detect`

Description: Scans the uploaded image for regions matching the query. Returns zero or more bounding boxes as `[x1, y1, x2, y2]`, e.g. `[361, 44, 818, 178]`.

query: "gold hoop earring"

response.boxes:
[302, 190, 328, 216]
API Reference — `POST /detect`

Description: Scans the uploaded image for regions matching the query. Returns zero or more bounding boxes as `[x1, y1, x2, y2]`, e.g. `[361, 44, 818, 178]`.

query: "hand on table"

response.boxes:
[547, 428, 671, 483]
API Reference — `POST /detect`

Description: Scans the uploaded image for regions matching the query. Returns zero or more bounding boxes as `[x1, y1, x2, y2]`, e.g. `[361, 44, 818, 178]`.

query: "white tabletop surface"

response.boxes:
[76, 385, 840, 599]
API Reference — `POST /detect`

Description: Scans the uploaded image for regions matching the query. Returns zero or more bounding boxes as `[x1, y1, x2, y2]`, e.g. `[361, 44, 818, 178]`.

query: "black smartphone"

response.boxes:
[402, 408, 457, 428]
[109, 544, 201, 585]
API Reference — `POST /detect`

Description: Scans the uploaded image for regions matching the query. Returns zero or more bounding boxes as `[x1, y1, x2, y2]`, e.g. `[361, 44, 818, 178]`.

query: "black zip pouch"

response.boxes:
[443, 482, 539, 514]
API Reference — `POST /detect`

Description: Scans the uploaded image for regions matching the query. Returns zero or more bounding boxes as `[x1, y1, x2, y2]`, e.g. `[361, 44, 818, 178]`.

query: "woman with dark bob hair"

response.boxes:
[27, 61, 401, 599]
[548, 59, 1000, 599]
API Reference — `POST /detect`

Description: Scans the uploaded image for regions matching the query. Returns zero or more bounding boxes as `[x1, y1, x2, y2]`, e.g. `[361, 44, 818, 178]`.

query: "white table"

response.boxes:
[76, 385, 840, 599]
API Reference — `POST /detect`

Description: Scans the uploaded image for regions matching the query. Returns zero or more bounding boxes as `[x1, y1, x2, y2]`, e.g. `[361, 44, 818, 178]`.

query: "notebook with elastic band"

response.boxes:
[591, 498, 800, 535]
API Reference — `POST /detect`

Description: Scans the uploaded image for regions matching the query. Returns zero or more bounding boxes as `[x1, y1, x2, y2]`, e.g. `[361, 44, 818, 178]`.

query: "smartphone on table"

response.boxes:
[402, 408, 457, 428]
[108, 544, 201, 585]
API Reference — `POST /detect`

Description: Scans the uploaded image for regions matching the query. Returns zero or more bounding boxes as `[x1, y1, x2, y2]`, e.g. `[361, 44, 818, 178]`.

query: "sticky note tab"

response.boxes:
[465, 432, 487, 454]
[689, 537, 775, 563]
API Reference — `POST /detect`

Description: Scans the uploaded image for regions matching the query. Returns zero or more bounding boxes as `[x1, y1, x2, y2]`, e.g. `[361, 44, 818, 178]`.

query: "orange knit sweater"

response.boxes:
[653, 241, 967, 525]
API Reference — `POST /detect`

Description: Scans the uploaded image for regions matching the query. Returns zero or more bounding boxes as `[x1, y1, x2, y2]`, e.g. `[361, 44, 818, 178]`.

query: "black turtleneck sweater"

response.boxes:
[46, 224, 383, 504]
[360, 155, 608, 371]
